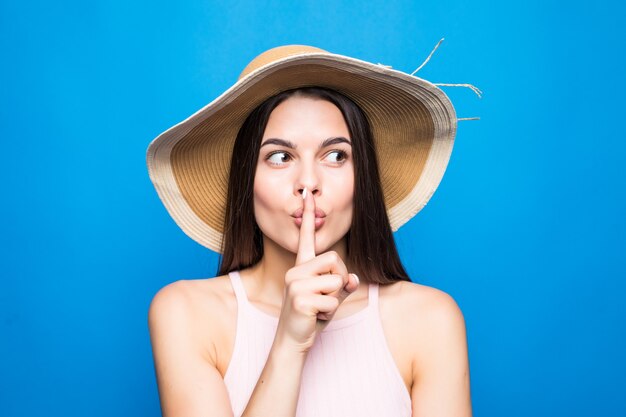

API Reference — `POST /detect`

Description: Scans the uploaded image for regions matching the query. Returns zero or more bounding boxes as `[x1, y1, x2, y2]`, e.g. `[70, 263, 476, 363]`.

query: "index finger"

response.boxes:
[295, 187, 316, 265]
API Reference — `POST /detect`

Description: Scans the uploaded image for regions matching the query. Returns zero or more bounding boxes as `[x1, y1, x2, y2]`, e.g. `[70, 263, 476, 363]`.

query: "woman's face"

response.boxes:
[253, 95, 355, 255]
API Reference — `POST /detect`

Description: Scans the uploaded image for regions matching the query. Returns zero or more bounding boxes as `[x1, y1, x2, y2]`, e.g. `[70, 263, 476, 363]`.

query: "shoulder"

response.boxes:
[149, 275, 233, 314]
[390, 282, 472, 414]
[147, 276, 240, 416]
[383, 280, 467, 358]
[382, 279, 465, 324]
[392, 280, 468, 375]
[398, 280, 465, 324]
[148, 275, 236, 362]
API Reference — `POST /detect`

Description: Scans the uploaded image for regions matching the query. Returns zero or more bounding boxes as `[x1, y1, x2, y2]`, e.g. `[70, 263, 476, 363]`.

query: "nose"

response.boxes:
[294, 159, 320, 198]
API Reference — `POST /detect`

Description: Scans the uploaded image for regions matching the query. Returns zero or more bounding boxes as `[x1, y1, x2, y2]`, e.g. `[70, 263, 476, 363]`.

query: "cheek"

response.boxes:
[342, 176, 355, 226]
[253, 182, 272, 221]
[329, 172, 355, 210]
[254, 184, 271, 213]
[253, 172, 289, 224]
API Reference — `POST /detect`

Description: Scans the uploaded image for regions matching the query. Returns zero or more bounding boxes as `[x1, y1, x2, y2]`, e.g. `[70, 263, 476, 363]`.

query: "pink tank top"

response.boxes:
[223, 270, 412, 417]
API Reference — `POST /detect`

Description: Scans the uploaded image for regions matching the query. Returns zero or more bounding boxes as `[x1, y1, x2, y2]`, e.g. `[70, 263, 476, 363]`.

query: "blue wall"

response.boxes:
[1, 1, 624, 416]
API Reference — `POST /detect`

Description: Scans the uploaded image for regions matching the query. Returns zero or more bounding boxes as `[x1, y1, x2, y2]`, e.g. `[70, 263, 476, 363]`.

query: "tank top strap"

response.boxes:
[228, 270, 251, 311]
[228, 271, 282, 328]
[367, 281, 379, 311]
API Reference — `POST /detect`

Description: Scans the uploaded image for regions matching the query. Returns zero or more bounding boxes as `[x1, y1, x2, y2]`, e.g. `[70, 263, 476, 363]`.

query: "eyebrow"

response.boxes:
[260, 137, 352, 150]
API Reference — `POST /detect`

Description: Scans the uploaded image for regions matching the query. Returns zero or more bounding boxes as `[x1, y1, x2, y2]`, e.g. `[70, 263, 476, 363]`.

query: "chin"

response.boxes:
[315, 234, 343, 253]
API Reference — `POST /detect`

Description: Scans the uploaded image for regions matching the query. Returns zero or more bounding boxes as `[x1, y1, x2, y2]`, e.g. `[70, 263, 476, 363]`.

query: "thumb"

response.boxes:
[341, 273, 360, 299]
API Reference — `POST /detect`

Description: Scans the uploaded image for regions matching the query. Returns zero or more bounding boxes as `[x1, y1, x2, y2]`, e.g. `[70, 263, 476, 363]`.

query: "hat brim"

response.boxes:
[147, 53, 457, 253]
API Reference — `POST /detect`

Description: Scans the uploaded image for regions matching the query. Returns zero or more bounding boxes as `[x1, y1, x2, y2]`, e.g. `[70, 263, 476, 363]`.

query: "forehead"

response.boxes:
[262, 96, 350, 143]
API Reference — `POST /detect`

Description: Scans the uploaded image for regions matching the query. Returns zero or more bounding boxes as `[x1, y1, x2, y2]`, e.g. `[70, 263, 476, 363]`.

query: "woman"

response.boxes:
[147, 45, 472, 417]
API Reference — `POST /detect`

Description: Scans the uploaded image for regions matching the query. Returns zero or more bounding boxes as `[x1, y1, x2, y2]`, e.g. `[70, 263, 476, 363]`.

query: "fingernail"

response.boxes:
[302, 187, 308, 200]
[351, 273, 360, 285]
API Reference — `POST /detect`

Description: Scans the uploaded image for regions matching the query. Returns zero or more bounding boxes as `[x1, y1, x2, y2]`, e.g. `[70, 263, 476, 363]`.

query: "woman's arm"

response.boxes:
[148, 272, 357, 417]
[240, 338, 308, 417]
[240, 190, 358, 416]
[149, 192, 357, 417]
[410, 289, 472, 417]
[149, 282, 235, 417]
[149, 282, 311, 417]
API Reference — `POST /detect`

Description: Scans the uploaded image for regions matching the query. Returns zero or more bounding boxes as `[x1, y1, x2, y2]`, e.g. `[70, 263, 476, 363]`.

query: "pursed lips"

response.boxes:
[291, 207, 327, 219]
[291, 208, 326, 229]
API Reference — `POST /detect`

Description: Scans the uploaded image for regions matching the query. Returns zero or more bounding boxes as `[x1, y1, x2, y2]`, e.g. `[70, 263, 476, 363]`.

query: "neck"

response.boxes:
[242, 236, 351, 306]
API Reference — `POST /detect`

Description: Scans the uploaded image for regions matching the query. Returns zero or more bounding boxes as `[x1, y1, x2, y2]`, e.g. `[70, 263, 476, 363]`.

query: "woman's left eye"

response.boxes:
[326, 150, 347, 164]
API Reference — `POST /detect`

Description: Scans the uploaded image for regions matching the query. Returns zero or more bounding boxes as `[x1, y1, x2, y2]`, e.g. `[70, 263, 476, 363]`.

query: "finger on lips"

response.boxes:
[293, 187, 359, 311]
[296, 187, 316, 266]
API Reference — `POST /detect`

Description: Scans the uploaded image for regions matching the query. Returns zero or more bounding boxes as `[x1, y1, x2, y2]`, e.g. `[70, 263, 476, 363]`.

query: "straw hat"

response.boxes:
[146, 45, 457, 253]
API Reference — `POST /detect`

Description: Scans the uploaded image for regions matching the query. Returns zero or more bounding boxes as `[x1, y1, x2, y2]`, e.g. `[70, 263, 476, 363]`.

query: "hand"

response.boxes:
[274, 188, 360, 353]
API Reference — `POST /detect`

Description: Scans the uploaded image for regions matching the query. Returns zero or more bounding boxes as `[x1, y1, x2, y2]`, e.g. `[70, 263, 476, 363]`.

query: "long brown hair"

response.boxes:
[217, 87, 410, 285]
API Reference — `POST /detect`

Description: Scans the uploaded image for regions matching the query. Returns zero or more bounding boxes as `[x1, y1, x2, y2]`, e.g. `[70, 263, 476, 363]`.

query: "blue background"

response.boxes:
[1, 0, 624, 416]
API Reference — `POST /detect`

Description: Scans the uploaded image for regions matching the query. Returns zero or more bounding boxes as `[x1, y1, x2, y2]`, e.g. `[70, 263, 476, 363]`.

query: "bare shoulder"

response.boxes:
[391, 282, 472, 415]
[149, 275, 234, 323]
[148, 275, 236, 364]
[392, 280, 469, 375]
[147, 277, 240, 416]
[149, 275, 234, 311]
[382, 279, 467, 351]
[386, 281, 464, 327]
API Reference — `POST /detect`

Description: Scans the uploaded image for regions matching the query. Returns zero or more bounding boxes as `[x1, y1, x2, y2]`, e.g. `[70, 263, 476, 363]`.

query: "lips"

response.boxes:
[291, 208, 327, 218]
[291, 208, 326, 230]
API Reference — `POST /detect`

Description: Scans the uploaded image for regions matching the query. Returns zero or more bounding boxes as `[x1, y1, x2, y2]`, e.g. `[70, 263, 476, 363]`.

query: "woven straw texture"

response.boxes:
[146, 47, 457, 253]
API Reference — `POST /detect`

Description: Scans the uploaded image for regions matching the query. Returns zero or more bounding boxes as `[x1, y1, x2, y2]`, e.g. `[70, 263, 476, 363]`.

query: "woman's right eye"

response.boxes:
[266, 151, 292, 166]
